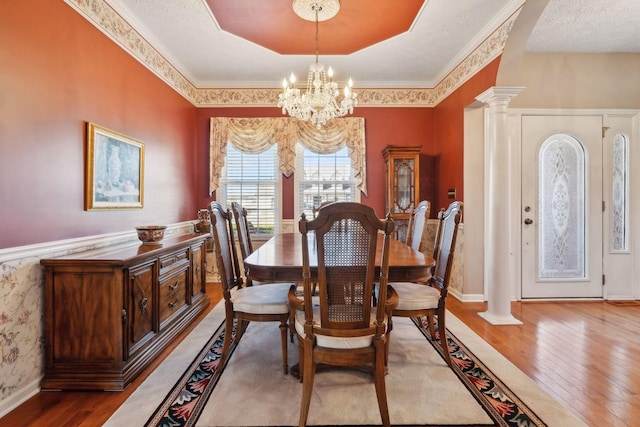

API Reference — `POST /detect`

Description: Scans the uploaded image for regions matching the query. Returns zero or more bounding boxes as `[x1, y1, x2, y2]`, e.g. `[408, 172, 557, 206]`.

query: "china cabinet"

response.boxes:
[383, 145, 422, 241]
[40, 233, 209, 391]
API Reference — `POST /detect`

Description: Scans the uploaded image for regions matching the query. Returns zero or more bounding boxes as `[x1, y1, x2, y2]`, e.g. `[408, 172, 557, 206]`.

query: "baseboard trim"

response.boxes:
[0, 378, 40, 418]
[450, 288, 485, 302]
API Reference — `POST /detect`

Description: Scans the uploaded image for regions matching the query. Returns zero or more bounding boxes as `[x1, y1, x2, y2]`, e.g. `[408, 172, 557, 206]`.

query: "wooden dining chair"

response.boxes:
[209, 201, 291, 374]
[231, 201, 300, 343]
[209, 201, 242, 288]
[388, 201, 462, 367]
[230, 202, 256, 286]
[288, 202, 396, 427]
[405, 200, 431, 252]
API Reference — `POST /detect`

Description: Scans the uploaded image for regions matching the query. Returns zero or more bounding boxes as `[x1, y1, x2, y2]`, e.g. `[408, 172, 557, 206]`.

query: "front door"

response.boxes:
[521, 115, 603, 298]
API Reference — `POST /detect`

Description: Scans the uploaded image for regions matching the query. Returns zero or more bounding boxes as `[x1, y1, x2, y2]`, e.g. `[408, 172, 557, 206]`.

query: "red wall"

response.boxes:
[195, 107, 435, 219]
[0, 1, 198, 248]
[0, 1, 498, 249]
[432, 58, 501, 211]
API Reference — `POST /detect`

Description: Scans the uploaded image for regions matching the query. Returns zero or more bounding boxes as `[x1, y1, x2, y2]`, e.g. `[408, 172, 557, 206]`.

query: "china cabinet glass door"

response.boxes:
[383, 145, 421, 241]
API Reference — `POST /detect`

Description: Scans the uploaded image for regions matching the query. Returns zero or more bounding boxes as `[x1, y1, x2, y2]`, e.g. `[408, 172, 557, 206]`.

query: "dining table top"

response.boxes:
[243, 232, 434, 283]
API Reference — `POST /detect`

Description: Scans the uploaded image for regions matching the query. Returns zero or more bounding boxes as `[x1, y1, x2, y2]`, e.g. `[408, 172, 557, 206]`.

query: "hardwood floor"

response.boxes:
[2, 285, 639, 426]
[448, 298, 640, 427]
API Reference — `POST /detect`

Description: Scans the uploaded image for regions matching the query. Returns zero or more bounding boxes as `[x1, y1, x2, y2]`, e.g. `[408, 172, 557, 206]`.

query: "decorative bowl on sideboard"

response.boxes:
[136, 225, 166, 244]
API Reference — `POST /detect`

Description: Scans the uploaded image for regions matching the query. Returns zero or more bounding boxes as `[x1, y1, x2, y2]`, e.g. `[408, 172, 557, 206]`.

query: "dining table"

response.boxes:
[243, 232, 435, 283]
[243, 232, 434, 378]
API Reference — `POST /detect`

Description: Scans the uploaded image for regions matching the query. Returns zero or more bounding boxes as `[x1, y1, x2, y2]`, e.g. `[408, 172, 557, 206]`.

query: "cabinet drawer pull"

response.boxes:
[169, 280, 180, 291]
[168, 298, 179, 308]
[139, 297, 149, 312]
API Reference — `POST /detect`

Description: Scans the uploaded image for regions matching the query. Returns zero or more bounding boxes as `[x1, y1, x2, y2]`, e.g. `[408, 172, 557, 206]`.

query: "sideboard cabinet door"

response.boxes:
[127, 260, 156, 357]
[191, 241, 205, 298]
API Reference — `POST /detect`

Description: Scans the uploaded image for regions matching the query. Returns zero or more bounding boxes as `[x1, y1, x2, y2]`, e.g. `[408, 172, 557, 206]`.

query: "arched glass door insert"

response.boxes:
[538, 133, 586, 279]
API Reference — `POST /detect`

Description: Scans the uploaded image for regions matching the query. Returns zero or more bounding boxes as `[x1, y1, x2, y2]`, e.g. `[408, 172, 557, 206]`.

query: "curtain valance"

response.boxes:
[209, 117, 366, 196]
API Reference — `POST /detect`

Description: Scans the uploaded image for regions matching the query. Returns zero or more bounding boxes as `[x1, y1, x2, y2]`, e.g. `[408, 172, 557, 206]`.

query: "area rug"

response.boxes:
[104, 302, 585, 427]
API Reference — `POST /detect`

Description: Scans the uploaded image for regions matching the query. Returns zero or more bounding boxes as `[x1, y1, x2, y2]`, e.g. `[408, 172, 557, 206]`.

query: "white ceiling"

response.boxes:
[106, 0, 640, 90]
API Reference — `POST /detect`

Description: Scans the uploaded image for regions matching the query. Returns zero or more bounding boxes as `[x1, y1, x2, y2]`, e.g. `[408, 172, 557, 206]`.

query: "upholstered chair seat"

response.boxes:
[293, 308, 387, 349]
[231, 283, 291, 314]
[391, 282, 440, 311]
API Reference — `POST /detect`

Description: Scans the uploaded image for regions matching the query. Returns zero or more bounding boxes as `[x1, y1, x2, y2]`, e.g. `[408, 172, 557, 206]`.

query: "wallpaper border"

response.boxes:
[63, 0, 519, 108]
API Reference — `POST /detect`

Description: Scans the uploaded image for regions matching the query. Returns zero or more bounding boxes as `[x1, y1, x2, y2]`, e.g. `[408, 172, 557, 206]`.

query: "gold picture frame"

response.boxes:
[85, 122, 144, 210]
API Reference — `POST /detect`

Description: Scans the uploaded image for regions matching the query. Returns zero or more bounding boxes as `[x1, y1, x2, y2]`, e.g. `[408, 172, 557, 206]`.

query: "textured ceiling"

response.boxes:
[527, 0, 640, 52]
[106, 0, 640, 89]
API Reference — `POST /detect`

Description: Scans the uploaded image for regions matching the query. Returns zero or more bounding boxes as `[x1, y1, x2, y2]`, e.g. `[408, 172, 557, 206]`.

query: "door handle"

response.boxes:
[524, 218, 533, 225]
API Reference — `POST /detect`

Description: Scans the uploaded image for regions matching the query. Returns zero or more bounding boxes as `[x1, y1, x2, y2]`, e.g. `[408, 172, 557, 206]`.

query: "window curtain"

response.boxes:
[209, 117, 367, 195]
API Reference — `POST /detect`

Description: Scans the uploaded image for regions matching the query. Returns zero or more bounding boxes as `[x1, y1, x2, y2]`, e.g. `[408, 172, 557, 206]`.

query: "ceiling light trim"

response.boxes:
[292, 0, 340, 21]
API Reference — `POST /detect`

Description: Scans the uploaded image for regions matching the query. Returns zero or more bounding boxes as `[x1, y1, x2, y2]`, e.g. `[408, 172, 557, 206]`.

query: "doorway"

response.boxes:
[521, 115, 604, 298]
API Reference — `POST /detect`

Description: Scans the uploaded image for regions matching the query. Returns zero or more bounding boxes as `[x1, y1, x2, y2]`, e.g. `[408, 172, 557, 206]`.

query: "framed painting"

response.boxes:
[85, 122, 144, 210]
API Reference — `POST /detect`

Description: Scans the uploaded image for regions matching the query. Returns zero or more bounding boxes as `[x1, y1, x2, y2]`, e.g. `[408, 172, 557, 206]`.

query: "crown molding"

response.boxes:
[65, 0, 519, 108]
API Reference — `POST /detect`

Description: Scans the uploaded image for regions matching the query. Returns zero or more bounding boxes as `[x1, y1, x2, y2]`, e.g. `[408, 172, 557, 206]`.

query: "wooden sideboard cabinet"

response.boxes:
[40, 233, 209, 391]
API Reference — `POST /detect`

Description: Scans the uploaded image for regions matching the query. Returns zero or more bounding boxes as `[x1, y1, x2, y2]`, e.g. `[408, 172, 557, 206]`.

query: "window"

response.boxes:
[219, 144, 280, 236]
[295, 144, 359, 218]
[611, 133, 629, 252]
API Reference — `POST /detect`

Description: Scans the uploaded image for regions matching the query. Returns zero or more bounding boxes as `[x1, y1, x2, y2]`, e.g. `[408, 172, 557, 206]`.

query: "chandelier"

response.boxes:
[278, 0, 357, 129]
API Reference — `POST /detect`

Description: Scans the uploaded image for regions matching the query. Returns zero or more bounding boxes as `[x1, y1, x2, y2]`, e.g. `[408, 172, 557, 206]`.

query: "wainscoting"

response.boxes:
[0, 222, 196, 418]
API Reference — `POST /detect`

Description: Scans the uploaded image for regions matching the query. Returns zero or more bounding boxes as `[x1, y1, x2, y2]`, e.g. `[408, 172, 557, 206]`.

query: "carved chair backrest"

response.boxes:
[231, 202, 254, 261]
[299, 202, 394, 334]
[405, 200, 431, 252]
[430, 201, 463, 296]
[209, 202, 241, 298]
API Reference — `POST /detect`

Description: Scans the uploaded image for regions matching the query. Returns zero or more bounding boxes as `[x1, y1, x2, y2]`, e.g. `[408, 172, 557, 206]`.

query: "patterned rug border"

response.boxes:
[413, 318, 546, 427]
[144, 320, 237, 427]
[144, 317, 547, 427]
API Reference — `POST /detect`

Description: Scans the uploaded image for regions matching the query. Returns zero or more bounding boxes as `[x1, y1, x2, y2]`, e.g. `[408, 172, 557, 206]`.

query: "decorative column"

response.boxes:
[475, 87, 524, 325]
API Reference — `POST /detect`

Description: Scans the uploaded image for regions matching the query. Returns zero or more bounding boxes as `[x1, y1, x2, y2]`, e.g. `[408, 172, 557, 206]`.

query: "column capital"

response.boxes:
[475, 86, 525, 107]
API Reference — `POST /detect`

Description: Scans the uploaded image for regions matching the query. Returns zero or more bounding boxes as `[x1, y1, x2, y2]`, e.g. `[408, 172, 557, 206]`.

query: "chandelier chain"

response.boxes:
[315, 8, 319, 64]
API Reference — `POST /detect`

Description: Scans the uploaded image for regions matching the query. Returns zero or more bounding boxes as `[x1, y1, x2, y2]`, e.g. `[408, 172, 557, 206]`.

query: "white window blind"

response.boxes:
[220, 144, 279, 236]
[296, 145, 358, 218]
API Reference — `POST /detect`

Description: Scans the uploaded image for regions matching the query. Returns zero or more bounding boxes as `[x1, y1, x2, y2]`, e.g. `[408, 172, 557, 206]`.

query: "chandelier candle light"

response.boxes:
[278, 0, 357, 129]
